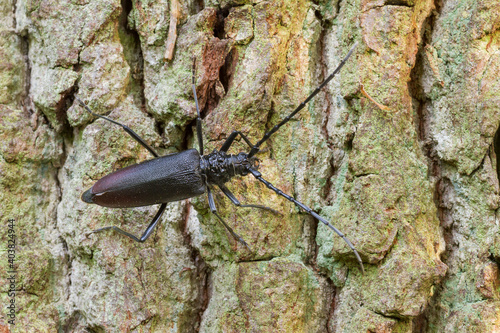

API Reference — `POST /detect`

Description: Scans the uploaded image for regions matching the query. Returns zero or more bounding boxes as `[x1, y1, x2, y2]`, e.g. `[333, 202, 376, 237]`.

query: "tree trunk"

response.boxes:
[1, 0, 499, 332]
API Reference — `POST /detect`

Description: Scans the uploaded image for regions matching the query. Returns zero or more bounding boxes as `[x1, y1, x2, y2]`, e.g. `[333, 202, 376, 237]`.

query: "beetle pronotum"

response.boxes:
[78, 42, 364, 273]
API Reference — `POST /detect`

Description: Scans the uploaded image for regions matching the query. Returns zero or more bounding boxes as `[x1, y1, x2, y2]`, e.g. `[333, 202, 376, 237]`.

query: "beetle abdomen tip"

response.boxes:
[81, 188, 94, 204]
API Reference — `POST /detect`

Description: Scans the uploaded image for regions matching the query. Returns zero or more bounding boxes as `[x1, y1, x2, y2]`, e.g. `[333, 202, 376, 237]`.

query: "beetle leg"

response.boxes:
[247, 167, 365, 274]
[76, 97, 159, 158]
[218, 183, 281, 215]
[220, 131, 255, 153]
[206, 187, 251, 251]
[87, 203, 167, 243]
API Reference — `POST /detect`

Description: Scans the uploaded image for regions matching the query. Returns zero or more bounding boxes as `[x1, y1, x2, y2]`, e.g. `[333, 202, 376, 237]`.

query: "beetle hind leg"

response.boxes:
[87, 203, 167, 243]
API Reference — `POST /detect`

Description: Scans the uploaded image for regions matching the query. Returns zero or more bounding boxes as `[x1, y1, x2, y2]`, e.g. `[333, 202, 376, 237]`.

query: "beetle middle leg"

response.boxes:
[206, 187, 251, 250]
[87, 203, 167, 243]
[218, 183, 280, 215]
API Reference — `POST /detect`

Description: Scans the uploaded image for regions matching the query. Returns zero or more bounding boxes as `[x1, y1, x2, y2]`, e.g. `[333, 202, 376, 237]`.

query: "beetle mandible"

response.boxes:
[78, 43, 364, 273]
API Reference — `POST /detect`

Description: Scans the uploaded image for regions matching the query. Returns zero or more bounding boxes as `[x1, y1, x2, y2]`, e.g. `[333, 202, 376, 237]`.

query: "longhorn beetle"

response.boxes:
[78, 42, 364, 273]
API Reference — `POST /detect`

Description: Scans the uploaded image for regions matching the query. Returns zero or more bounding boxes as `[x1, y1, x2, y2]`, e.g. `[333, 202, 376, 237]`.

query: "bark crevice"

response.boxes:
[408, 2, 452, 331]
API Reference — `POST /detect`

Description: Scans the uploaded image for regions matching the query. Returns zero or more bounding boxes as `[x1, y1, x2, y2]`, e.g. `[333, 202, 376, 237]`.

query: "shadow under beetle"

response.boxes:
[78, 43, 364, 273]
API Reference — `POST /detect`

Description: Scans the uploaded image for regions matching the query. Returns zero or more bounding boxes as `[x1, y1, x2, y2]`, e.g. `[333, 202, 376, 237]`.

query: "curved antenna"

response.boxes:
[248, 42, 358, 158]
[247, 167, 364, 273]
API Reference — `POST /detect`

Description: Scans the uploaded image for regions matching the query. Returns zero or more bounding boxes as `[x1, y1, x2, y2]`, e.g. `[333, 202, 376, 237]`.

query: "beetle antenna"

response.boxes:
[247, 42, 358, 158]
[247, 167, 364, 273]
[192, 58, 204, 155]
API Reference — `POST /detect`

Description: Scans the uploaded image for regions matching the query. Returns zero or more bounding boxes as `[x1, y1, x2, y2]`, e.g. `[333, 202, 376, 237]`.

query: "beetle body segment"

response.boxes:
[82, 149, 206, 208]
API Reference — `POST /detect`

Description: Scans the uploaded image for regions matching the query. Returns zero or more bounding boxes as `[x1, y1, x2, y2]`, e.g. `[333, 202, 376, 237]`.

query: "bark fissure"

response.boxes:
[362, 1, 415, 13]
[494, 126, 500, 183]
[385, 0, 414, 7]
[181, 204, 211, 332]
[408, 1, 454, 331]
[213, 8, 229, 40]
[119, 0, 146, 113]
[20, 34, 31, 112]
[12, 0, 17, 29]
[239, 256, 278, 263]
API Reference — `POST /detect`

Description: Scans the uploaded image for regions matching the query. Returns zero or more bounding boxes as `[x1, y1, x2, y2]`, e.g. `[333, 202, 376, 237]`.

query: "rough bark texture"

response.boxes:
[0, 0, 499, 332]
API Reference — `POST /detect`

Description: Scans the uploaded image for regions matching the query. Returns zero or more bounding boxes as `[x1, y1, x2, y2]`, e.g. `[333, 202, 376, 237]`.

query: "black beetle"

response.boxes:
[78, 43, 364, 272]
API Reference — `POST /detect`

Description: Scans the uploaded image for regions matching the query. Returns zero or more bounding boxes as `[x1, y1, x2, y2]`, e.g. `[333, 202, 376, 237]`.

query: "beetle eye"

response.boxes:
[253, 158, 260, 169]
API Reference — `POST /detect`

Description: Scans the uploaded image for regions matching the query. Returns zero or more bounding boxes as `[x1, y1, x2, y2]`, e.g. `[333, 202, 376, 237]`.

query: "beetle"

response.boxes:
[78, 42, 364, 272]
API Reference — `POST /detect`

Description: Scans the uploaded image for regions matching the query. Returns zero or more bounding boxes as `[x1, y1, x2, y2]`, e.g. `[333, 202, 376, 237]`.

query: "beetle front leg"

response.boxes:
[206, 187, 251, 250]
[220, 131, 255, 153]
[87, 203, 167, 243]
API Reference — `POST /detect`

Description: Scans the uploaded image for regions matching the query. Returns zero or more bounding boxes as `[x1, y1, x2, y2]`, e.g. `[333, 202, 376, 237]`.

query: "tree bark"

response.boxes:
[1, 0, 499, 332]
